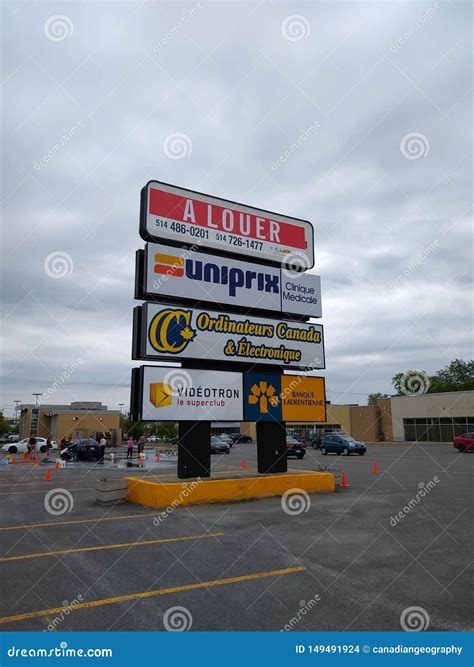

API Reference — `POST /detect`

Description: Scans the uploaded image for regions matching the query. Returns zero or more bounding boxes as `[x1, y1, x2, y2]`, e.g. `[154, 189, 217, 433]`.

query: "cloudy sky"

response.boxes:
[1, 0, 472, 417]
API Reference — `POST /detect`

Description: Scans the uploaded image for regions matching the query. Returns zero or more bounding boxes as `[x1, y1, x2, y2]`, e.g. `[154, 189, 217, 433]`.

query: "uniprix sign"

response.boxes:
[138, 243, 322, 318]
[134, 303, 325, 370]
[140, 181, 314, 267]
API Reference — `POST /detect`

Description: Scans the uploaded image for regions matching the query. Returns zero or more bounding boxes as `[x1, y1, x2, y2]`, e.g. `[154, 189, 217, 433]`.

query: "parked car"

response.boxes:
[8, 434, 19, 442]
[69, 438, 105, 461]
[286, 436, 306, 459]
[320, 434, 366, 456]
[2, 437, 57, 454]
[453, 433, 474, 453]
[308, 429, 342, 449]
[217, 434, 233, 447]
[231, 434, 253, 444]
[210, 436, 230, 454]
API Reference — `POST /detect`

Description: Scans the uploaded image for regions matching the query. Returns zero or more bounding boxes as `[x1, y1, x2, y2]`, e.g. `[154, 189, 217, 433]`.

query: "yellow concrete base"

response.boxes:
[126, 472, 335, 508]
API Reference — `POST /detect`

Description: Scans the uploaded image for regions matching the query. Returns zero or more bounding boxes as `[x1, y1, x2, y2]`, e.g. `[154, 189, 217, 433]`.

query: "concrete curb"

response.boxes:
[125, 471, 335, 508]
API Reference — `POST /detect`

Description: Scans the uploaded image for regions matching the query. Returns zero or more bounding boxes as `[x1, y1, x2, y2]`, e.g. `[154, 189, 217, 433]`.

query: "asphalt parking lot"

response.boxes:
[0, 443, 472, 632]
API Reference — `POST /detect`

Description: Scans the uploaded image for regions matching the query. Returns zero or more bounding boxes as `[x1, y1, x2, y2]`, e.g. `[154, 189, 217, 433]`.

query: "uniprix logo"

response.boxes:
[154, 253, 280, 298]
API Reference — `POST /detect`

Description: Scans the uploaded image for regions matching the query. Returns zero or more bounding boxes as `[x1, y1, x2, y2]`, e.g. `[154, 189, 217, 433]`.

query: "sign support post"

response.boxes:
[177, 421, 211, 479]
[256, 421, 288, 474]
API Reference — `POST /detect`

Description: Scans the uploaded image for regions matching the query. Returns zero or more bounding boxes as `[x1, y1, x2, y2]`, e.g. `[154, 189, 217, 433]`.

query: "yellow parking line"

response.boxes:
[0, 566, 305, 625]
[0, 532, 224, 562]
[0, 511, 162, 532]
[0, 487, 93, 496]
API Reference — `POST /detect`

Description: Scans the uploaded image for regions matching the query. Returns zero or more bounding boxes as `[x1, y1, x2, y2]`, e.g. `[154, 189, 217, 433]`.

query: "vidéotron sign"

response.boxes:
[138, 243, 322, 318]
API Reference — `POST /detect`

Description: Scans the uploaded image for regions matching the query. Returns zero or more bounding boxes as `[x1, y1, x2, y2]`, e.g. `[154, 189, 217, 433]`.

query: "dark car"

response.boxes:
[320, 434, 366, 456]
[69, 438, 105, 462]
[286, 436, 306, 459]
[308, 429, 342, 449]
[231, 434, 253, 444]
[453, 433, 474, 453]
[210, 436, 230, 455]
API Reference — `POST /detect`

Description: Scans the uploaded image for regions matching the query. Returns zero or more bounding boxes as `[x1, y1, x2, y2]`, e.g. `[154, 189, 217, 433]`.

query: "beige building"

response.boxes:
[19, 402, 122, 444]
[390, 391, 473, 442]
[240, 391, 473, 443]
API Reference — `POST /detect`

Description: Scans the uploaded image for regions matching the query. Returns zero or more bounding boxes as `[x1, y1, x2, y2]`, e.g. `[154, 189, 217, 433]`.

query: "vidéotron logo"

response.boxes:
[148, 308, 196, 355]
[248, 381, 279, 414]
[154, 252, 280, 298]
[150, 383, 173, 408]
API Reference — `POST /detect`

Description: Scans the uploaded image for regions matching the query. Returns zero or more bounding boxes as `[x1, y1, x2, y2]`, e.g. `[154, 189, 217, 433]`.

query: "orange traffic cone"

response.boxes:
[240, 459, 247, 470]
[54, 460, 60, 471]
[44, 469, 51, 481]
[11, 454, 16, 464]
[155, 453, 160, 462]
[372, 462, 380, 475]
[340, 471, 350, 488]
[34, 457, 39, 465]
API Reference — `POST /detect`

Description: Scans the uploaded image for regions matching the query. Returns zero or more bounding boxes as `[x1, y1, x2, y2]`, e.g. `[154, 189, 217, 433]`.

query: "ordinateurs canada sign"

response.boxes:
[140, 181, 314, 267]
[135, 303, 325, 369]
[139, 243, 322, 318]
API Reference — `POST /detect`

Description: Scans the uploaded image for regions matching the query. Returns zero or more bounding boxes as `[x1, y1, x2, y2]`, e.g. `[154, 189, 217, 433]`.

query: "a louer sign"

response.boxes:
[138, 243, 322, 318]
[140, 181, 314, 267]
[134, 303, 325, 370]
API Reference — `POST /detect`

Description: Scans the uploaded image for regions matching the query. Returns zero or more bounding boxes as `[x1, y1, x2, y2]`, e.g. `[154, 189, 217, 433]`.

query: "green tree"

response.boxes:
[120, 413, 144, 439]
[367, 393, 390, 405]
[154, 422, 178, 440]
[428, 359, 474, 393]
[0, 412, 10, 437]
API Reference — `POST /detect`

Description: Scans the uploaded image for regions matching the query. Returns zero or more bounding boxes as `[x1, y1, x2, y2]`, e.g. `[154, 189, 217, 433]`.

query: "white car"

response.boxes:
[2, 437, 57, 454]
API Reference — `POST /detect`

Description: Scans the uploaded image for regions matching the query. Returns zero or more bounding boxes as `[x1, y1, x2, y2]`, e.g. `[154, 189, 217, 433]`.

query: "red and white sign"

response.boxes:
[140, 181, 314, 267]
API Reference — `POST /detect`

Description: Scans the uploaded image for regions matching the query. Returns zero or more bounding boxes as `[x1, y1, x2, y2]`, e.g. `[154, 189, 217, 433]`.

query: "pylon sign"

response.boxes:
[132, 181, 325, 428]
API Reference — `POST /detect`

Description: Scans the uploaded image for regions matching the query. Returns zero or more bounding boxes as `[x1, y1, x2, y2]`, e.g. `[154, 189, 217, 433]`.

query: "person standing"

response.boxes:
[137, 435, 145, 456]
[28, 435, 37, 461]
[127, 437, 134, 459]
